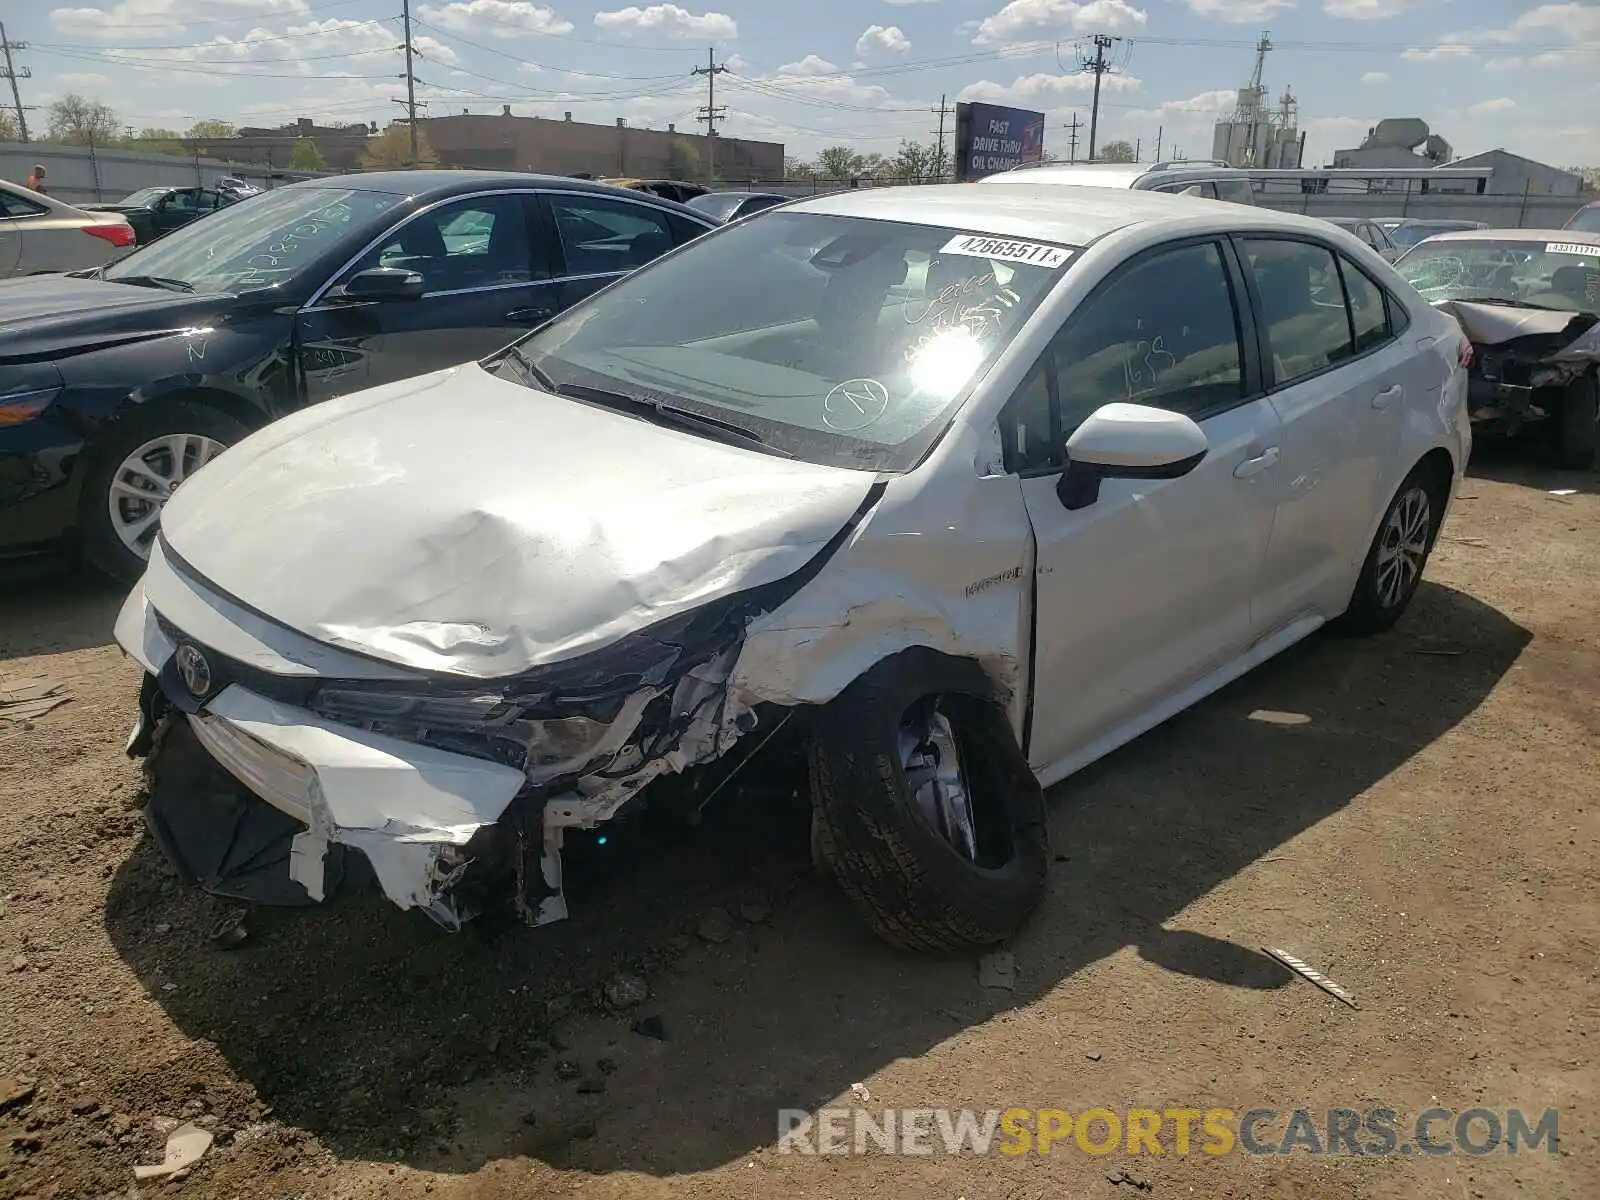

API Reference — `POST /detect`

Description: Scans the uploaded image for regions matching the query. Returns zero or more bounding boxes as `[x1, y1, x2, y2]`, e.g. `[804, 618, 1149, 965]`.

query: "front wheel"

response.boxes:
[1333, 464, 1445, 635]
[808, 650, 1049, 953]
[1554, 377, 1598, 470]
[79, 401, 249, 584]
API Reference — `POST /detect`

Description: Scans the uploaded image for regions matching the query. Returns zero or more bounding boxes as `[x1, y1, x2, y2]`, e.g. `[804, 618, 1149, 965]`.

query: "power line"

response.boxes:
[0, 22, 32, 143]
[1064, 112, 1081, 163]
[32, 19, 391, 54]
[401, 0, 419, 165]
[30, 0, 371, 32]
[1074, 34, 1130, 162]
[691, 46, 727, 185]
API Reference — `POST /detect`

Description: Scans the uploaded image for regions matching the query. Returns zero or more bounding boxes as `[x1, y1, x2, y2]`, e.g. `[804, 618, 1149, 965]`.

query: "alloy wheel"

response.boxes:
[1374, 485, 1431, 609]
[106, 433, 226, 559]
[898, 700, 979, 861]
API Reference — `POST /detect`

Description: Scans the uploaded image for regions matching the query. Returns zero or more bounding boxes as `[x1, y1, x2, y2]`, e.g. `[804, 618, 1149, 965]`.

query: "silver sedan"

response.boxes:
[0, 180, 137, 277]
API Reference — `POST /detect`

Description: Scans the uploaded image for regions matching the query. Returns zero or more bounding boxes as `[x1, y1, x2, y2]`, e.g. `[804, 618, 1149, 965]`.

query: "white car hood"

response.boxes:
[158, 363, 878, 678]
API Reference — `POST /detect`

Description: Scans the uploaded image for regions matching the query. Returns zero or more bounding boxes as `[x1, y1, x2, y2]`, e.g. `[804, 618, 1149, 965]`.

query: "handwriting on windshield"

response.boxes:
[903, 272, 997, 327]
[231, 201, 355, 289]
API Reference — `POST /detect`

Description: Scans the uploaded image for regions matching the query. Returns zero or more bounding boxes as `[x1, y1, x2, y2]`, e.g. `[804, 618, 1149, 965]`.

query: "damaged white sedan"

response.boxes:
[116, 185, 1472, 951]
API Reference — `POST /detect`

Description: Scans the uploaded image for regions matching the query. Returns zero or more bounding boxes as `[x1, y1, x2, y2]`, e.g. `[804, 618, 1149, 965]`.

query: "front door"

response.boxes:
[295, 192, 556, 403]
[1008, 238, 1284, 775]
[1235, 236, 1409, 624]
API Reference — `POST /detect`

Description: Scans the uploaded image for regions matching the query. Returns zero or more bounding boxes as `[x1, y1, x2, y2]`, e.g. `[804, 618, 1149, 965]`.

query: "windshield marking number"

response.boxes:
[1545, 242, 1594, 256]
[939, 234, 1071, 269]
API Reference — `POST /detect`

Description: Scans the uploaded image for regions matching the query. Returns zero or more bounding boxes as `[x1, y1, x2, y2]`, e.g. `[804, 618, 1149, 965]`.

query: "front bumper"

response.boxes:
[118, 582, 530, 928]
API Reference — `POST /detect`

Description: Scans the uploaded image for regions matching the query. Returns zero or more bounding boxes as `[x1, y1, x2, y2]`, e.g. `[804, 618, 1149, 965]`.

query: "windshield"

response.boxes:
[686, 193, 747, 222]
[497, 211, 1072, 471]
[118, 187, 168, 207]
[1396, 238, 1600, 312]
[103, 185, 403, 294]
[1566, 205, 1600, 234]
[1389, 221, 1481, 250]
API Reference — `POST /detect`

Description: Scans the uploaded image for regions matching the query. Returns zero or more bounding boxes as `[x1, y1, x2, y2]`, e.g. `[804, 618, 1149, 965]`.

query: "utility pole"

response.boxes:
[400, 0, 419, 166]
[1154, 124, 1162, 163]
[1134, 137, 1141, 162]
[0, 23, 33, 143]
[930, 93, 952, 181]
[1077, 33, 1125, 162]
[692, 47, 728, 186]
[1064, 112, 1082, 163]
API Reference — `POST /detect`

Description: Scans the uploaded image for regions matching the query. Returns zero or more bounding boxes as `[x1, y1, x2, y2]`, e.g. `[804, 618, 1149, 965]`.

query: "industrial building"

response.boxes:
[1447, 149, 1585, 197]
[1332, 118, 1453, 170]
[1210, 33, 1304, 169]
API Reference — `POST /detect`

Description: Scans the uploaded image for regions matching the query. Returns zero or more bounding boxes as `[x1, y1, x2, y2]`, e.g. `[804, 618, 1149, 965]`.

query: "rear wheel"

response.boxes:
[1333, 463, 1446, 635]
[80, 401, 249, 584]
[1554, 377, 1598, 470]
[808, 650, 1048, 953]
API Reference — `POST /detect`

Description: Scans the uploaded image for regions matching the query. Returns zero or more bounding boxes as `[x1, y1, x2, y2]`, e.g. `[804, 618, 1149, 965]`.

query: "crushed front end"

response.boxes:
[117, 539, 795, 931]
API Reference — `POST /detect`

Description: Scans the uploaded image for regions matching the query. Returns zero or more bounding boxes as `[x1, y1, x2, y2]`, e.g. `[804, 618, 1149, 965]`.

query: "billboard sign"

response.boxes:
[954, 102, 1046, 181]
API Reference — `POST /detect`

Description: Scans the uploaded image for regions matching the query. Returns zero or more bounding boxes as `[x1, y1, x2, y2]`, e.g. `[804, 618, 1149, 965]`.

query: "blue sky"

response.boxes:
[19, 0, 1600, 168]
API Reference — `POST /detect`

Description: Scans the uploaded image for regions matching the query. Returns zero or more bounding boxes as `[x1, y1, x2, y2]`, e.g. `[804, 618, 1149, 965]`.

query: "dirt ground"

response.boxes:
[1, 448, 1596, 1200]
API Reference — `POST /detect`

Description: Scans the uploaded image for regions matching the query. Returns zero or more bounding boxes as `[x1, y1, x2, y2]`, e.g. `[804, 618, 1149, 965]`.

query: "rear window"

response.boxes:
[1214, 178, 1255, 205]
[1566, 205, 1600, 235]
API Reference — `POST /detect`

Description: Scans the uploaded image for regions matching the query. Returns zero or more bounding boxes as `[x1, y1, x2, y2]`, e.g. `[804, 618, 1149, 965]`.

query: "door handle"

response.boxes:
[1372, 383, 1402, 410]
[1233, 446, 1280, 479]
[505, 306, 555, 324]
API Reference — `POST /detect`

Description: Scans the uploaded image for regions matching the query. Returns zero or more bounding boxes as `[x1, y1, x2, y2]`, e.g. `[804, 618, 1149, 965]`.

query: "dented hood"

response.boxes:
[1436, 299, 1600, 362]
[158, 363, 877, 678]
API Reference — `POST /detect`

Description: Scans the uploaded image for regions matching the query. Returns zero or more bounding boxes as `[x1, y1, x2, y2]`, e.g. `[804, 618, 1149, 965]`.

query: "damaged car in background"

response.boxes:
[1397, 229, 1600, 469]
[117, 188, 1471, 952]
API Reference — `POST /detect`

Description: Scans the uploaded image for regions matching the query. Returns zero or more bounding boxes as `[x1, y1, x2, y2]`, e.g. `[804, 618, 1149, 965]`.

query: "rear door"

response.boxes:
[0, 186, 41, 276]
[541, 191, 699, 309]
[1237, 235, 1411, 625]
[295, 191, 558, 403]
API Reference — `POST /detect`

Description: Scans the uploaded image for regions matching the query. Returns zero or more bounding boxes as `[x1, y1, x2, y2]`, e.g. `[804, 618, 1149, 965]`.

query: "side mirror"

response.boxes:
[1057, 402, 1209, 511]
[339, 266, 425, 302]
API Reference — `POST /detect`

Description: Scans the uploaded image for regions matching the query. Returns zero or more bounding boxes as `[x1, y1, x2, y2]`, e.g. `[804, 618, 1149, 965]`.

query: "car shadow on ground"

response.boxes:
[101, 580, 1529, 1177]
[0, 564, 126, 661]
[1466, 436, 1600, 495]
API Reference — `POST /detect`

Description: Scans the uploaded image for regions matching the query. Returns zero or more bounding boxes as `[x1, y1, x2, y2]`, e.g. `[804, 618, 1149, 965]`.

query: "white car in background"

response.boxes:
[984, 159, 1258, 204]
[117, 185, 1470, 952]
[0, 180, 136, 276]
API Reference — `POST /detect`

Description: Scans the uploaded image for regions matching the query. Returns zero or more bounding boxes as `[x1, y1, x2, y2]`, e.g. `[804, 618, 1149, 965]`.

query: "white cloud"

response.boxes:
[101, 17, 462, 72]
[417, 1, 573, 36]
[49, 0, 309, 39]
[1323, 0, 1418, 18]
[855, 24, 911, 55]
[593, 4, 737, 39]
[56, 71, 114, 89]
[972, 0, 1146, 47]
[959, 70, 1142, 105]
[1183, 0, 1292, 20]
[1484, 51, 1568, 73]
[1468, 97, 1515, 114]
[776, 54, 839, 77]
[1359, 70, 1388, 84]
[1401, 42, 1474, 61]
[1129, 88, 1237, 117]
[721, 52, 750, 71]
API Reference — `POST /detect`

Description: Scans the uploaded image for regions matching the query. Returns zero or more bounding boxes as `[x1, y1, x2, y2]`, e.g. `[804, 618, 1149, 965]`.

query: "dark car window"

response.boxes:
[1051, 239, 1244, 431]
[1565, 205, 1600, 235]
[345, 193, 539, 294]
[687, 193, 747, 223]
[1241, 238, 1355, 385]
[1214, 178, 1255, 204]
[1339, 256, 1395, 352]
[737, 195, 787, 219]
[0, 188, 47, 218]
[548, 194, 676, 276]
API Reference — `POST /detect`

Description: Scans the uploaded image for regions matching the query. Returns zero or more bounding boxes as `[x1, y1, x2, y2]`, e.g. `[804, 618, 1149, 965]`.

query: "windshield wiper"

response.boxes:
[557, 381, 795, 459]
[109, 274, 195, 293]
[499, 344, 559, 392]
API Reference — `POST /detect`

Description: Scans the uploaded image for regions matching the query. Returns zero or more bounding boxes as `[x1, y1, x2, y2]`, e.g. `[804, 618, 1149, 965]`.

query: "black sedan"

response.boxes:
[83, 185, 235, 245]
[686, 190, 791, 224]
[0, 171, 717, 581]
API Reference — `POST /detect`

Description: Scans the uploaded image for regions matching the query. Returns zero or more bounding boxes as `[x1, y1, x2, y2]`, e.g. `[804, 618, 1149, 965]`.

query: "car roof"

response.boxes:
[1420, 227, 1600, 246]
[983, 163, 1150, 188]
[701, 189, 786, 199]
[288, 170, 652, 198]
[1394, 218, 1486, 228]
[788, 182, 1343, 247]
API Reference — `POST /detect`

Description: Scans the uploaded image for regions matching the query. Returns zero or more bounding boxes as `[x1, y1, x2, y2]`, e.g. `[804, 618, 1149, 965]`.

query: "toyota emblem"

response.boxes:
[174, 644, 213, 698]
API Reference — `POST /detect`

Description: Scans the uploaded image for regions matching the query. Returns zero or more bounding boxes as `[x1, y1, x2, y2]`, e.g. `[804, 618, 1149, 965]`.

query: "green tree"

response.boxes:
[666, 138, 699, 181]
[290, 137, 328, 171]
[361, 123, 438, 169]
[1097, 139, 1136, 163]
[816, 144, 867, 181]
[131, 127, 184, 155]
[882, 139, 941, 184]
[46, 94, 120, 146]
[185, 119, 236, 140]
[0, 109, 17, 141]
[783, 154, 815, 179]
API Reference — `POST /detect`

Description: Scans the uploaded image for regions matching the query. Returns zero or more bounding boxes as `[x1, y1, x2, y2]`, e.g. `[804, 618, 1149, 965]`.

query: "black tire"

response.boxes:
[79, 400, 251, 584]
[1554, 377, 1598, 470]
[808, 649, 1049, 953]
[1332, 462, 1447, 636]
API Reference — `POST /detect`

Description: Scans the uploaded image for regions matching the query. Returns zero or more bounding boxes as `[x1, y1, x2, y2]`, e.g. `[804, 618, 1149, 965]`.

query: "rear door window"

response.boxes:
[547, 194, 677, 276]
[1241, 238, 1356, 385]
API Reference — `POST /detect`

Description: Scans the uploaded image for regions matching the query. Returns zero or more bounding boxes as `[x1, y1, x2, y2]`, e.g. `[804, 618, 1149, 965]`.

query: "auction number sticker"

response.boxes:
[1545, 242, 1596, 256]
[940, 234, 1072, 269]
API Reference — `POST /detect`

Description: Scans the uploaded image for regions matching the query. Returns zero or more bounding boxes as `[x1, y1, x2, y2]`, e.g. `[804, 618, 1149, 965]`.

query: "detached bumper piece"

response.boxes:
[144, 719, 349, 907]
